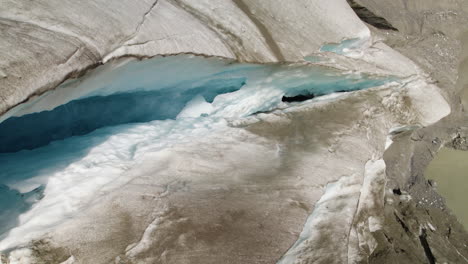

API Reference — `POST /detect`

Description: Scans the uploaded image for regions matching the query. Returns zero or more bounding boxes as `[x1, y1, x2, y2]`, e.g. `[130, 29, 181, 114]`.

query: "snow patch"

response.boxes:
[385, 136, 393, 150]
[177, 95, 214, 118]
[59, 256, 75, 264]
[125, 207, 169, 259]
[7, 248, 34, 264]
[405, 79, 451, 125]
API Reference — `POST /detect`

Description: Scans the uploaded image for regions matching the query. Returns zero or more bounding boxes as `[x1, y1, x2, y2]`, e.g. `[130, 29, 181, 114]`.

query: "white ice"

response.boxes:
[177, 95, 213, 118]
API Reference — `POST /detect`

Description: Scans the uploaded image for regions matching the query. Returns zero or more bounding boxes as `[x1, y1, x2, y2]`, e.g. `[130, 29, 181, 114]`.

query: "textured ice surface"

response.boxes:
[0, 55, 395, 250]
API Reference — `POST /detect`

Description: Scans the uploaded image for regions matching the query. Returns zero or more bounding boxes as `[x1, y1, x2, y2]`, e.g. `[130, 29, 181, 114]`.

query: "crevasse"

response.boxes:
[0, 54, 396, 250]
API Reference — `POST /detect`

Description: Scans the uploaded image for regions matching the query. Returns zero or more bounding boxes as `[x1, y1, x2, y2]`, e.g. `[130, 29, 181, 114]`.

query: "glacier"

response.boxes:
[0, 54, 395, 250]
[1, 0, 467, 262]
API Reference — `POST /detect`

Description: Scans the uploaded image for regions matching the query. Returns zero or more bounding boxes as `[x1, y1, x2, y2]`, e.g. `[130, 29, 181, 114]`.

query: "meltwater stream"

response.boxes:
[0, 55, 395, 250]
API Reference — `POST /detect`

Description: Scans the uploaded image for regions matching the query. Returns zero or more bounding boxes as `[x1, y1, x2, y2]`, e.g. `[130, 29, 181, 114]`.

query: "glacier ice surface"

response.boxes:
[0, 54, 396, 250]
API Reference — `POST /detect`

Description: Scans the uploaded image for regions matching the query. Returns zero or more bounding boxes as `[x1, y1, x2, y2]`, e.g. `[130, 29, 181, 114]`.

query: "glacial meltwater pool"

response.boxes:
[0, 54, 397, 250]
[425, 147, 468, 228]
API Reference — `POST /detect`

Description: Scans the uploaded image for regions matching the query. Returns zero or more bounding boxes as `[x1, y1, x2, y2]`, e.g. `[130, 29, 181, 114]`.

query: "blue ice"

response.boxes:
[320, 38, 362, 55]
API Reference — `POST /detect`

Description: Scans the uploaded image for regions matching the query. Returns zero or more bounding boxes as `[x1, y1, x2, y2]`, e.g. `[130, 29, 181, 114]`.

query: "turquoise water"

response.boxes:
[320, 38, 362, 55]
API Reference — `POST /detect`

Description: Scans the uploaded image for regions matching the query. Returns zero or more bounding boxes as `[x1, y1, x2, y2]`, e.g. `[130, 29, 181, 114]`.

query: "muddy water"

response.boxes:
[425, 147, 468, 228]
